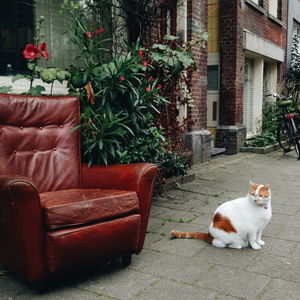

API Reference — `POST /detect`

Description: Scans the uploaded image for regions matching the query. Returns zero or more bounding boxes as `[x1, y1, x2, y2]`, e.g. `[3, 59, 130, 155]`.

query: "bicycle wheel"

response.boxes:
[294, 136, 300, 159]
[276, 120, 294, 152]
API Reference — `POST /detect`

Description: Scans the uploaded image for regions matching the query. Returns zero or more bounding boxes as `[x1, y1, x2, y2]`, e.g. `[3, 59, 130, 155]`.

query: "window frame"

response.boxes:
[160, 0, 177, 38]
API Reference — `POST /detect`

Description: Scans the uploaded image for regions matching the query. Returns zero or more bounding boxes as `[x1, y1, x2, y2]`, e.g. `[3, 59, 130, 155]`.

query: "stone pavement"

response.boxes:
[2, 150, 300, 299]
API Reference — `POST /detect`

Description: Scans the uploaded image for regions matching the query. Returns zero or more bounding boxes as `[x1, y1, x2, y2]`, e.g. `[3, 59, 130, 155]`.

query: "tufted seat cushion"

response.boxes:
[40, 189, 139, 230]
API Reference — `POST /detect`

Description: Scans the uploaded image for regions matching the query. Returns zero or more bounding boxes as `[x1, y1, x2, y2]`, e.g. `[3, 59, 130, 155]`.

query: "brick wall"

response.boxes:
[187, 0, 208, 130]
[218, 0, 242, 126]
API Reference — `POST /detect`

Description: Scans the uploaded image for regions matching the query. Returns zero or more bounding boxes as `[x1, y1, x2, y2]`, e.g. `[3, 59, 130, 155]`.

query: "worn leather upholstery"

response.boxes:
[40, 189, 139, 230]
[0, 93, 157, 283]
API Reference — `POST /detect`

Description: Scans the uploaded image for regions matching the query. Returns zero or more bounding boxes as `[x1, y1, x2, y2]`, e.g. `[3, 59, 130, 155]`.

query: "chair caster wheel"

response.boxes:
[121, 255, 132, 266]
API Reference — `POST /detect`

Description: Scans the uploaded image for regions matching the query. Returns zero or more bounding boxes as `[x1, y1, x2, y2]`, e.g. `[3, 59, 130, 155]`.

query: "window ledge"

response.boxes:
[244, 0, 267, 15]
[268, 14, 284, 27]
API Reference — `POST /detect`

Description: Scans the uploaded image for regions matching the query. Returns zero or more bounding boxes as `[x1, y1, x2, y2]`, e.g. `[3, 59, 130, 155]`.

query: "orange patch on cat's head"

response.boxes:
[259, 184, 271, 197]
[248, 182, 271, 197]
[249, 181, 259, 194]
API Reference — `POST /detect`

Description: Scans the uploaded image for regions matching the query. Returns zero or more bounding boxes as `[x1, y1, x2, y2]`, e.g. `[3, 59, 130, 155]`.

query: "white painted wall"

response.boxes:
[0, 76, 69, 95]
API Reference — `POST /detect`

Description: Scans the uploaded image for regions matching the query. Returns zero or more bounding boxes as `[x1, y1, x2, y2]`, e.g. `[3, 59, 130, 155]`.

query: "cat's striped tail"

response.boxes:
[170, 230, 214, 244]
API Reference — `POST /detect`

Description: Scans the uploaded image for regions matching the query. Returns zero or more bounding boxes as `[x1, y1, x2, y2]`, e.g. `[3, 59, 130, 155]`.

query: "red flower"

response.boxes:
[22, 44, 39, 60]
[138, 50, 143, 56]
[85, 32, 92, 38]
[145, 86, 151, 92]
[147, 76, 154, 82]
[157, 84, 162, 89]
[38, 43, 49, 60]
[95, 28, 105, 34]
[143, 61, 148, 67]
[120, 76, 125, 81]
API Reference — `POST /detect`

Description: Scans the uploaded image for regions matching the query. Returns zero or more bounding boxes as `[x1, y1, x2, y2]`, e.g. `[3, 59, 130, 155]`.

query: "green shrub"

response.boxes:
[246, 100, 278, 147]
[64, 12, 194, 181]
[246, 132, 277, 147]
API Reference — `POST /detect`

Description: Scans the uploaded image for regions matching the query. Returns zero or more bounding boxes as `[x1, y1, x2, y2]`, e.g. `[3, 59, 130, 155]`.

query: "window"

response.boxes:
[0, 0, 98, 75]
[160, 0, 177, 38]
[269, 0, 278, 18]
[208, 0, 220, 54]
[251, 0, 263, 7]
[208, 65, 219, 91]
[0, 0, 34, 74]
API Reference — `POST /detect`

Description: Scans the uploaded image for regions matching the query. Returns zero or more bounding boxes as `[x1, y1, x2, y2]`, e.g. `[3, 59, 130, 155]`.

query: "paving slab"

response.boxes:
[247, 253, 300, 282]
[196, 265, 270, 299]
[260, 278, 300, 300]
[195, 246, 259, 269]
[77, 268, 158, 300]
[134, 279, 216, 300]
[139, 254, 214, 284]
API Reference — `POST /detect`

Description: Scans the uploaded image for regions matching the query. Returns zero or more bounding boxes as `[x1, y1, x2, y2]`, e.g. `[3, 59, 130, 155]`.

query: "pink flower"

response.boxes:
[22, 44, 39, 60]
[147, 76, 154, 82]
[143, 61, 148, 67]
[145, 86, 151, 92]
[138, 50, 143, 56]
[95, 28, 105, 34]
[120, 76, 125, 81]
[38, 43, 49, 60]
[85, 32, 92, 38]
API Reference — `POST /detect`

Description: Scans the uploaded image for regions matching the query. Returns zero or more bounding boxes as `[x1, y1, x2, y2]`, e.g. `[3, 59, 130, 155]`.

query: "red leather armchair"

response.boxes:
[0, 93, 157, 283]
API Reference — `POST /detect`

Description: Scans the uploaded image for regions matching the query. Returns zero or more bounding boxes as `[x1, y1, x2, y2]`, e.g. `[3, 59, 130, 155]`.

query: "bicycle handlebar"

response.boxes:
[265, 93, 293, 101]
[265, 93, 279, 98]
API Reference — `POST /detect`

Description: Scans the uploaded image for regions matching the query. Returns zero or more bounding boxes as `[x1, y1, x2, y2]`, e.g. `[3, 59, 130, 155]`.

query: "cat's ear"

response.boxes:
[249, 180, 256, 186]
[264, 184, 270, 190]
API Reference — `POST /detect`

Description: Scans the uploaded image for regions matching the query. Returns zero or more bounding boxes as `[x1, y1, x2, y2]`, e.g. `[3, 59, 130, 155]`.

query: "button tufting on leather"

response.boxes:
[59, 125, 63, 128]
[39, 127, 43, 130]
[53, 148, 56, 151]
[33, 149, 37, 153]
[20, 126, 23, 130]
[13, 150, 17, 153]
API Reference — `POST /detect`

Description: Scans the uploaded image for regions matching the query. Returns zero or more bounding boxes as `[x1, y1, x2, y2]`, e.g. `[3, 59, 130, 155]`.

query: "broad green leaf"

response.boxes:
[12, 74, 27, 83]
[163, 35, 179, 40]
[28, 85, 45, 96]
[0, 86, 12, 93]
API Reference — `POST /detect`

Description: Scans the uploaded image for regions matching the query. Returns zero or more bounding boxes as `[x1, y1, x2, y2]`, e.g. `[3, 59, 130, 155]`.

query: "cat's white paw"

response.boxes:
[257, 240, 265, 246]
[251, 243, 262, 250]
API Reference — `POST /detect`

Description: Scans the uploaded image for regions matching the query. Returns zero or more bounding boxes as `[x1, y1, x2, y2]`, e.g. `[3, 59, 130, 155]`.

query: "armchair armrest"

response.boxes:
[81, 163, 157, 252]
[0, 175, 46, 282]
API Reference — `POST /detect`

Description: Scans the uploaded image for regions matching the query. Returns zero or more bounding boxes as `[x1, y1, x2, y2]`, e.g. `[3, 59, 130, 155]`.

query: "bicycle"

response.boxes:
[266, 93, 300, 159]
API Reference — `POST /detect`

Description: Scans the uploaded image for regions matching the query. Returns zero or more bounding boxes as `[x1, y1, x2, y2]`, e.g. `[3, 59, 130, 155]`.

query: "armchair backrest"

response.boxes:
[0, 94, 81, 192]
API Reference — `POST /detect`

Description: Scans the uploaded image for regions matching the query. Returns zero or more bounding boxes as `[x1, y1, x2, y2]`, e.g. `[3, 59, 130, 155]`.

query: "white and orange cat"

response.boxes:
[171, 182, 272, 250]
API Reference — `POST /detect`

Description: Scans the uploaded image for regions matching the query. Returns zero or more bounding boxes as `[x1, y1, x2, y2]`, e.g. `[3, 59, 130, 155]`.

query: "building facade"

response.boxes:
[207, 0, 288, 154]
